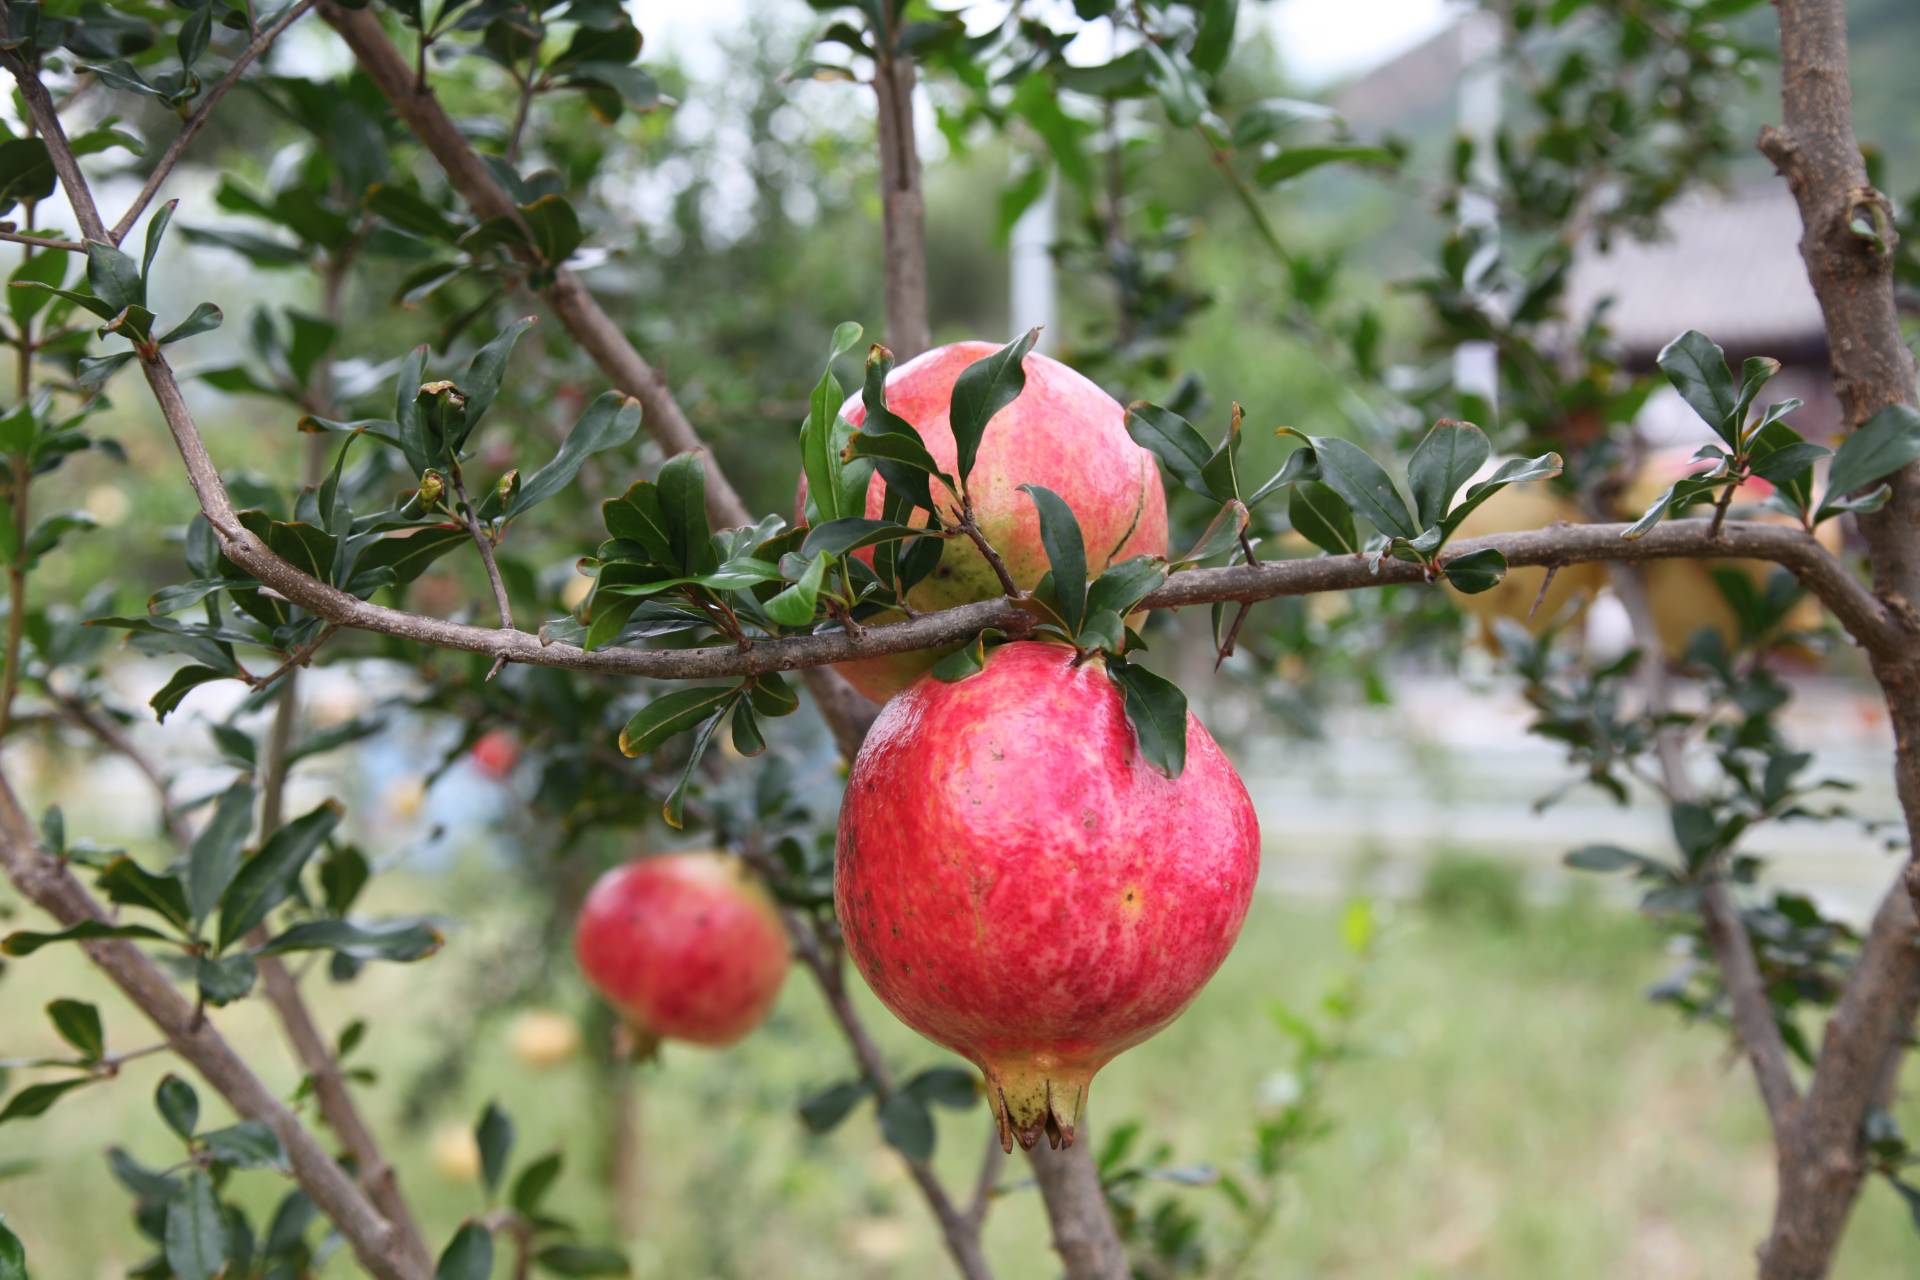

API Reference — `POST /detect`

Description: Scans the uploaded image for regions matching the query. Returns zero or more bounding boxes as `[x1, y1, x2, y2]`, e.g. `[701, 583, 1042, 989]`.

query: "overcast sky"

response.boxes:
[646, 0, 1459, 87]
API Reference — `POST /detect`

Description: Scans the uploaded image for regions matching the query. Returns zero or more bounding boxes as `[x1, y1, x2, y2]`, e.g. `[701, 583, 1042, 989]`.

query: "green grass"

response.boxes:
[2, 873, 1915, 1278]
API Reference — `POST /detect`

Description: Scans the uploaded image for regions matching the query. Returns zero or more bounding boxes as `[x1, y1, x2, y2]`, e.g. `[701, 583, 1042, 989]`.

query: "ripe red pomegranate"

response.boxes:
[575, 852, 791, 1049]
[811, 343, 1168, 703]
[470, 729, 519, 780]
[835, 642, 1260, 1150]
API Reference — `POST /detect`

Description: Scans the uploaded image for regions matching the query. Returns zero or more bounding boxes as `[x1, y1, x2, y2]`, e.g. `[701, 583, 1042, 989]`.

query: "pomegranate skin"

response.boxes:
[819, 343, 1168, 703]
[835, 642, 1260, 1150]
[574, 852, 791, 1049]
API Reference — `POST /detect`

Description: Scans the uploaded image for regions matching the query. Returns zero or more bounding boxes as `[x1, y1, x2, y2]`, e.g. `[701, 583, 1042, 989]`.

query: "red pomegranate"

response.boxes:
[575, 852, 791, 1049]
[470, 729, 519, 780]
[835, 642, 1260, 1150]
[811, 343, 1168, 703]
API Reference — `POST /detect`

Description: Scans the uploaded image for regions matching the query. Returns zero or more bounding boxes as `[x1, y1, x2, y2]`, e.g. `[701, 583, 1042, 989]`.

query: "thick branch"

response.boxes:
[873, 45, 930, 360]
[0, 771, 426, 1280]
[108, 0, 320, 245]
[1757, 0, 1920, 1275]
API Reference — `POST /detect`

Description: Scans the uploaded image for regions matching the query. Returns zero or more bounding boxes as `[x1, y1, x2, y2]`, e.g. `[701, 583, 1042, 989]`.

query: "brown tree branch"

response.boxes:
[1756, 0, 1920, 1274]
[0, 770, 427, 1280]
[872, 38, 930, 360]
[448, 469, 514, 680]
[0, 228, 82, 252]
[107, 0, 320, 245]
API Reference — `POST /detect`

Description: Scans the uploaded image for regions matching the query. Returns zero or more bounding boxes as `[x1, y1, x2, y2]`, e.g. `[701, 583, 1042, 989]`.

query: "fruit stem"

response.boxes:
[959, 496, 1025, 600]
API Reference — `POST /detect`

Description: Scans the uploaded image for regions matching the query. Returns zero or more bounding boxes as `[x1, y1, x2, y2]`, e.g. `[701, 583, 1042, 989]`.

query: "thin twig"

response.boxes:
[959, 503, 1025, 600]
[448, 469, 513, 680]
[246, 623, 339, 693]
[0, 227, 82, 252]
[108, 0, 321, 246]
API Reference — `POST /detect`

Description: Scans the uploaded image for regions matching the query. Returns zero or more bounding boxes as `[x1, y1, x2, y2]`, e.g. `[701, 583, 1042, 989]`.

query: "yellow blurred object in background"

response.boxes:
[509, 1008, 582, 1068]
[1447, 483, 1608, 644]
[430, 1124, 481, 1183]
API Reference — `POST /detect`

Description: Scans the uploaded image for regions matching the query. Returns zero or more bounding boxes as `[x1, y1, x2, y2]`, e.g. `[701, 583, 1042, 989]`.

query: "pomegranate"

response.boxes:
[470, 729, 519, 780]
[574, 852, 791, 1049]
[1447, 479, 1607, 644]
[808, 342, 1168, 702]
[835, 642, 1260, 1151]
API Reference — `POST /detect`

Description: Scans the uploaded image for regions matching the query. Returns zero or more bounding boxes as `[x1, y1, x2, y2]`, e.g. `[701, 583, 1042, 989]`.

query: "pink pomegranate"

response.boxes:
[575, 852, 791, 1049]
[470, 729, 519, 780]
[835, 642, 1260, 1150]
[814, 343, 1168, 702]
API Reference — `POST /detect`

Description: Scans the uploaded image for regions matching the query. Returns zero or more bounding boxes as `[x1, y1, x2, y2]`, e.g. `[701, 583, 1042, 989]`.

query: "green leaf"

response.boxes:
[187, 780, 257, 926]
[141, 200, 177, 280]
[1254, 145, 1397, 186]
[435, 1221, 492, 1280]
[1125, 402, 1213, 497]
[1731, 356, 1781, 440]
[1288, 480, 1357, 554]
[1142, 41, 1206, 127]
[1021, 484, 1087, 634]
[1818, 404, 1920, 522]
[98, 856, 194, 931]
[9, 246, 68, 327]
[1441, 546, 1507, 594]
[534, 1244, 632, 1276]
[10, 280, 118, 322]
[86, 241, 144, 313]
[656, 452, 716, 576]
[1564, 845, 1652, 872]
[164, 1172, 227, 1280]
[949, 329, 1039, 486]
[1657, 330, 1738, 444]
[255, 918, 443, 962]
[200, 1121, 285, 1171]
[0, 1213, 24, 1280]
[510, 1152, 563, 1218]
[1283, 432, 1417, 540]
[195, 952, 257, 1006]
[798, 1079, 872, 1133]
[476, 1102, 513, 1198]
[1190, 0, 1240, 74]
[0, 137, 55, 215]
[601, 481, 674, 564]
[1438, 453, 1565, 539]
[1622, 473, 1721, 540]
[156, 1074, 200, 1140]
[1105, 659, 1188, 778]
[663, 707, 725, 830]
[801, 517, 920, 558]
[157, 301, 222, 346]
[217, 799, 343, 951]
[878, 1092, 935, 1161]
[1086, 557, 1167, 619]
[1407, 420, 1490, 529]
[460, 316, 537, 438]
[931, 631, 994, 682]
[507, 393, 641, 520]
[729, 700, 765, 757]
[763, 554, 829, 628]
[0, 1077, 94, 1125]
[2, 919, 170, 956]
[747, 672, 800, 717]
[1172, 500, 1249, 565]
[904, 1065, 979, 1110]
[46, 998, 103, 1061]
[618, 685, 739, 757]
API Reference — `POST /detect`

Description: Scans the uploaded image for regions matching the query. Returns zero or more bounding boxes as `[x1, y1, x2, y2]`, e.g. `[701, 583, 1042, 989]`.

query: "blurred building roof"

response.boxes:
[1564, 186, 1826, 364]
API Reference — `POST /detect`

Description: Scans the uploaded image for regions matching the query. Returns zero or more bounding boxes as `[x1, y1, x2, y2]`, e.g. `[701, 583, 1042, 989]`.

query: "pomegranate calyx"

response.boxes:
[985, 1061, 1092, 1153]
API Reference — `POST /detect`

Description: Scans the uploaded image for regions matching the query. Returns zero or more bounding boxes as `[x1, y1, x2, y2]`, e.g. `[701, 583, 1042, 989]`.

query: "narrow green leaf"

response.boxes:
[764, 553, 829, 628]
[1284, 432, 1417, 540]
[931, 631, 993, 682]
[1020, 485, 1087, 634]
[534, 1244, 632, 1276]
[1172, 500, 1249, 565]
[434, 1221, 492, 1280]
[798, 1079, 872, 1132]
[164, 1172, 227, 1280]
[461, 314, 537, 435]
[510, 1153, 563, 1218]
[656, 452, 716, 576]
[0, 1213, 25, 1280]
[157, 301, 223, 346]
[1407, 419, 1490, 529]
[1656, 330, 1738, 444]
[187, 780, 256, 926]
[2, 919, 171, 957]
[46, 999, 103, 1061]
[1288, 480, 1357, 554]
[506, 394, 641, 520]
[1254, 145, 1396, 185]
[141, 200, 177, 280]
[618, 685, 739, 757]
[475, 1102, 513, 1198]
[216, 799, 343, 951]
[1086, 557, 1167, 619]
[0, 1077, 93, 1125]
[949, 329, 1039, 485]
[254, 918, 443, 962]
[1125, 402, 1213, 497]
[156, 1074, 199, 1140]
[1105, 659, 1188, 778]
[199, 1121, 285, 1171]
[1818, 404, 1920, 521]
[85, 241, 143, 313]
[1441, 546, 1507, 594]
